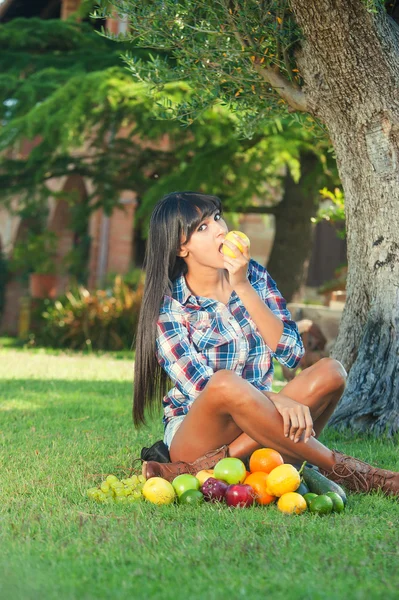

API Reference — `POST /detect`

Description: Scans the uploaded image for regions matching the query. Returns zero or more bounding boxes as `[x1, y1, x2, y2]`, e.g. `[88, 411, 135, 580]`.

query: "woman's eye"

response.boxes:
[198, 212, 222, 231]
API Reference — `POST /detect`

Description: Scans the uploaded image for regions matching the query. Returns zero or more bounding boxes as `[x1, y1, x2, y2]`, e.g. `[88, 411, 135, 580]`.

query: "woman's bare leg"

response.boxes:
[169, 362, 345, 471]
[228, 358, 347, 464]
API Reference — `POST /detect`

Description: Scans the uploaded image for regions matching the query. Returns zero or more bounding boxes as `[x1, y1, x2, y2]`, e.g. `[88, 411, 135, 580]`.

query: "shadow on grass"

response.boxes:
[1, 378, 164, 453]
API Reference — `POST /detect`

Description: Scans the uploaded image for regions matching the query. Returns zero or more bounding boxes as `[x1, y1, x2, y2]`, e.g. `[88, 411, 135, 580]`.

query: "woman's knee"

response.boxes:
[207, 369, 240, 394]
[314, 357, 347, 392]
[205, 370, 243, 408]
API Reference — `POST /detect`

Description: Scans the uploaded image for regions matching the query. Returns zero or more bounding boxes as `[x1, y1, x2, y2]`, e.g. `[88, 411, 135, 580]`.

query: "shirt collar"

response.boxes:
[171, 260, 261, 306]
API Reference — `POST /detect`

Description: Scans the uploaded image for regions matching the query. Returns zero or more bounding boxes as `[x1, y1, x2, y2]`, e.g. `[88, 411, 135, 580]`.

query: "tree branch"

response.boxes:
[220, 0, 308, 113]
[252, 63, 308, 112]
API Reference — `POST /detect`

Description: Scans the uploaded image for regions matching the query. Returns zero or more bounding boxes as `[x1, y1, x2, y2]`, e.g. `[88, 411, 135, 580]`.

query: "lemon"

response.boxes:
[222, 231, 250, 258]
[277, 492, 307, 515]
[266, 464, 301, 497]
[142, 477, 176, 505]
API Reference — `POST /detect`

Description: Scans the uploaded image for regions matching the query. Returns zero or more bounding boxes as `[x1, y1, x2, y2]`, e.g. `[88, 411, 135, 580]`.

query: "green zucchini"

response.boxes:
[303, 466, 347, 505]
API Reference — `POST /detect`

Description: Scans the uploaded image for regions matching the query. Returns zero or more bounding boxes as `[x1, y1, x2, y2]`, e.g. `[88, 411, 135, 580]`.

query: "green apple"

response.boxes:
[172, 474, 200, 498]
[213, 458, 247, 485]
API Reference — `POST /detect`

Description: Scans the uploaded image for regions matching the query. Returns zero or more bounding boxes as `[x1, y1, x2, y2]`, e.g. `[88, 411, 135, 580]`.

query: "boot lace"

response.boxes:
[328, 455, 395, 493]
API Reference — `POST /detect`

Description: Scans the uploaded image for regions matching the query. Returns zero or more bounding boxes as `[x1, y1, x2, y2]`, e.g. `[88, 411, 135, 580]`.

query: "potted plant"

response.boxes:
[10, 231, 58, 299]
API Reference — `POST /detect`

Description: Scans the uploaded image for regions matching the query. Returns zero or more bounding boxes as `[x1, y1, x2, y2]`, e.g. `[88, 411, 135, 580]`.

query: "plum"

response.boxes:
[201, 477, 229, 502]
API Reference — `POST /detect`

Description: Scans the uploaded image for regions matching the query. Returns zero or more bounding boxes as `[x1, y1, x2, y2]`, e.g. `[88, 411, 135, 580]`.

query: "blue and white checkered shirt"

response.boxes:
[156, 259, 304, 428]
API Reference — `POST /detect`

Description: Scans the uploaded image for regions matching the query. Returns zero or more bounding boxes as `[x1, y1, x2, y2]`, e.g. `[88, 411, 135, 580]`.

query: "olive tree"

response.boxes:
[98, 0, 399, 435]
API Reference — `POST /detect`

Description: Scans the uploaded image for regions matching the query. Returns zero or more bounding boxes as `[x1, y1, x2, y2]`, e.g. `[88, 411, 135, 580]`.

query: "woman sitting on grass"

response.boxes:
[133, 191, 399, 496]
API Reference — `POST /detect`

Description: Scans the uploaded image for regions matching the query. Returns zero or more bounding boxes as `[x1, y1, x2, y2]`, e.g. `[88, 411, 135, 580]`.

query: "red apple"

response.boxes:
[201, 477, 229, 502]
[225, 484, 255, 508]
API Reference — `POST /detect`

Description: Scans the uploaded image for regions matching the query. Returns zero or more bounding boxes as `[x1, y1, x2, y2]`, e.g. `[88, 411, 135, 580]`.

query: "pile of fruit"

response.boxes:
[87, 448, 347, 515]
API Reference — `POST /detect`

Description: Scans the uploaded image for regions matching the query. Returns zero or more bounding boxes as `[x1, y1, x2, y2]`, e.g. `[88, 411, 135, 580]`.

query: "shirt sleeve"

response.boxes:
[260, 268, 305, 369]
[156, 298, 214, 402]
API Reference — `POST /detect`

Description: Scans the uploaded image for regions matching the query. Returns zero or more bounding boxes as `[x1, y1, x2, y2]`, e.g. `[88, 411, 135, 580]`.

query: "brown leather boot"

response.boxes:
[142, 445, 229, 482]
[320, 450, 399, 496]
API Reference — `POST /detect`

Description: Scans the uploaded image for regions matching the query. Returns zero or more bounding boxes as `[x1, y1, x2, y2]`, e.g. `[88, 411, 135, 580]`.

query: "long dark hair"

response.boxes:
[133, 191, 222, 425]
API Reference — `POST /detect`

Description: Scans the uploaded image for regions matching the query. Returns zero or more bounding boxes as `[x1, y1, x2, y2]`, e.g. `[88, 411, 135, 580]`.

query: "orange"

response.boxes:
[249, 448, 284, 474]
[244, 472, 276, 505]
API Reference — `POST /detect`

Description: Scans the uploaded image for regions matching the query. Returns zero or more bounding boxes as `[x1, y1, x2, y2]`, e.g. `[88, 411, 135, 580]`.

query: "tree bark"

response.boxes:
[290, 0, 399, 434]
[267, 151, 319, 301]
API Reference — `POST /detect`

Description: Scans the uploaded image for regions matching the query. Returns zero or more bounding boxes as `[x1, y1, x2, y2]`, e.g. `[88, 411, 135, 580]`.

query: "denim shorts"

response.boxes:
[163, 415, 186, 450]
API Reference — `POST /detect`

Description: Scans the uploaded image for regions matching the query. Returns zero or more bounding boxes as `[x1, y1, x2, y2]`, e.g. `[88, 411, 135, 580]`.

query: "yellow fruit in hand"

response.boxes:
[277, 492, 307, 514]
[142, 477, 176, 505]
[222, 231, 250, 258]
[266, 464, 301, 497]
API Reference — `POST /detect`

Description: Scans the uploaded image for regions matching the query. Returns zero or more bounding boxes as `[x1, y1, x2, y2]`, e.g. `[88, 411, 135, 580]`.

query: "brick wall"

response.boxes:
[87, 193, 137, 289]
[61, 0, 81, 20]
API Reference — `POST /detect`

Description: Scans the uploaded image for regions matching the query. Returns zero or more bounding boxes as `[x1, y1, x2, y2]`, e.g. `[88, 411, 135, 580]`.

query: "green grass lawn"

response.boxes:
[1, 345, 399, 600]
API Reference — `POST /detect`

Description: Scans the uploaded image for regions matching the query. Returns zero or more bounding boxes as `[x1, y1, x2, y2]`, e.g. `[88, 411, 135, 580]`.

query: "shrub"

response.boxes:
[10, 231, 58, 276]
[104, 268, 143, 291]
[35, 276, 143, 350]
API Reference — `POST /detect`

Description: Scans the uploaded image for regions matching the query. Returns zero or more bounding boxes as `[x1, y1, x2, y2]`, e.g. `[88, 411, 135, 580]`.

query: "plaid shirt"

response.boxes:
[156, 259, 304, 427]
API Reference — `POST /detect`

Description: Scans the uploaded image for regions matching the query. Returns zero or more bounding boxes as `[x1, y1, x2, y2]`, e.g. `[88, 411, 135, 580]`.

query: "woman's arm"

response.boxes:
[232, 281, 283, 352]
[222, 235, 304, 368]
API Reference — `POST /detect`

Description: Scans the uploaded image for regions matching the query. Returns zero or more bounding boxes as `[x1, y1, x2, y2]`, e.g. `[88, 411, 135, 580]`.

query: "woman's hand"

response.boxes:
[222, 234, 250, 289]
[269, 392, 315, 443]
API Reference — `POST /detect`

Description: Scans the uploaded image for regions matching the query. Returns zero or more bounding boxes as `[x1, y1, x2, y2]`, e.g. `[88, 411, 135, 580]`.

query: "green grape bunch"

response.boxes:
[87, 473, 146, 504]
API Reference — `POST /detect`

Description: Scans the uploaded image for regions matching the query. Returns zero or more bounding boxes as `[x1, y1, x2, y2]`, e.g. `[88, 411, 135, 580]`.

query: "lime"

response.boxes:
[179, 489, 204, 505]
[326, 491, 345, 513]
[303, 492, 318, 507]
[309, 494, 334, 515]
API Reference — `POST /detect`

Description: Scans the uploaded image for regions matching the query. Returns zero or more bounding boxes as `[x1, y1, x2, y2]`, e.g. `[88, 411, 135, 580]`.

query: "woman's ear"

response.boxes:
[177, 246, 188, 258]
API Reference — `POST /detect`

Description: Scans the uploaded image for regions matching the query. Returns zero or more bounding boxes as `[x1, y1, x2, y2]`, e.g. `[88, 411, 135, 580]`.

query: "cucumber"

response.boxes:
[303, 466, 347, 505]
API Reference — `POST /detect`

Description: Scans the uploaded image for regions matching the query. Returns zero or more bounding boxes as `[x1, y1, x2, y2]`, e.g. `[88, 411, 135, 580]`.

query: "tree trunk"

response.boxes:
[290, 0, 399, 434]
[267, 151, 319, 301]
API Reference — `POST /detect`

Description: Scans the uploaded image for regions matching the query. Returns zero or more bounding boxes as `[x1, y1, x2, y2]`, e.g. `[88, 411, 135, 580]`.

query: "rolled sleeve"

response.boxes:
[156, 300, 214, 403]
[272, 320, 304, 368]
